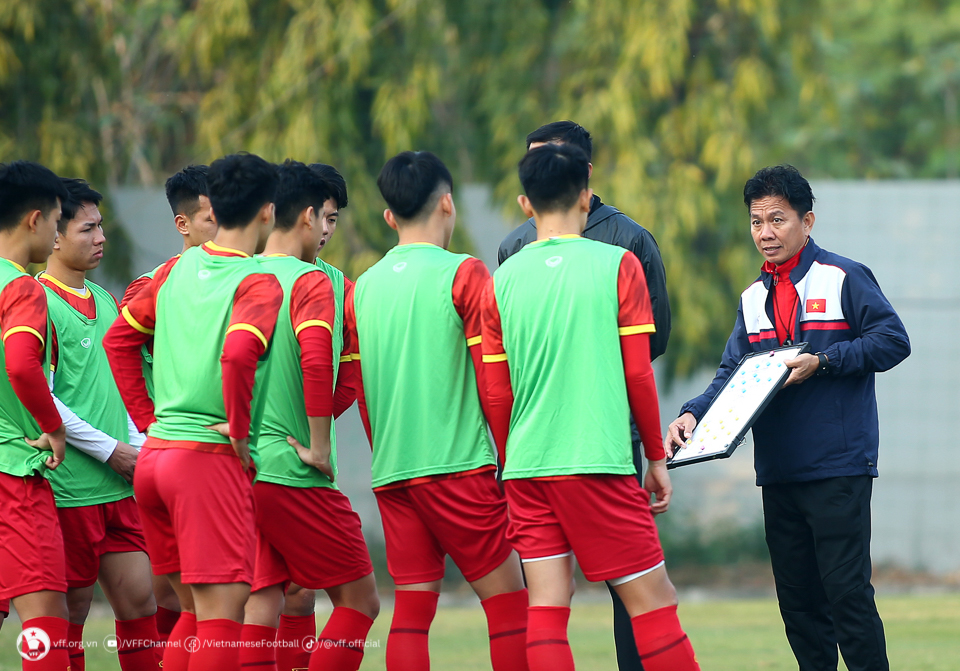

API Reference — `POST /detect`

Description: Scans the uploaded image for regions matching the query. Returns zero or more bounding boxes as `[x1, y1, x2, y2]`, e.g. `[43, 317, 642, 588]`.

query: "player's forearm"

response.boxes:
[355, 363, 373, 448]
[127, 415, 146, 449]
[220, 330, 264, 441]
[104, 317, 156, 432]
[5, 332, 62, 433]
[622, 333, 666, 461]
[49, 389, 117, 462]
[333, 359, 358, 418]
[483, 360, 514, 465]
[468, 345, 497, 425]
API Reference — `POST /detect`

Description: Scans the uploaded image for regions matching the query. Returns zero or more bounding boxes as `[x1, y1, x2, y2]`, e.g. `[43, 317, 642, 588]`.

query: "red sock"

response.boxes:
[526, 606, 574, 671]
[117, 615, 162, 671]
[163, 611, 197, 671]
[20, 616, 71, 670]
[385, 590, 438, 671]
[308, 607, 373, 671]
[187, 618, 242, 671]
[276, 614, 314, 671]
[240, 624, 278, 671]
[631, 605, 700, 671]
[67, 621, 85, 671]
[481, 589, 529, 671]
[156, 606, 181, 642]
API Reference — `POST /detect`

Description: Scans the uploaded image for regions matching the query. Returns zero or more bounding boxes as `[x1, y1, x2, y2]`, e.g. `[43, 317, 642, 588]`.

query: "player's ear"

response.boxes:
[174, 213, 190, 236]
[25, 209, 42, 234]
[587, 162, 593, 179]
[384, 208, 399, 231]
[439, 192, 454, 218]
[517, 195, 536, 219]
[802, 210, 815, 233]
[580, 188, 594, 212]
[301, 206, 316, 230]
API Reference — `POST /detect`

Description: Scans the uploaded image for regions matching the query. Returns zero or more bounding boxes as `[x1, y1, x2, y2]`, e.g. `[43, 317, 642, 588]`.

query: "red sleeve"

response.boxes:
[0, 278, 61, 431]
[346, 288, 372, 447]
[452, 258, 497, 429]
[334, 278, 357, 417]
[220, 273, 283, 441]
[290, 272, 334, 418]
[618, 253, 664, 461]
[479, 279, 513, 465]
[119, 275, 152, 309]
[104, 257, 180, 432]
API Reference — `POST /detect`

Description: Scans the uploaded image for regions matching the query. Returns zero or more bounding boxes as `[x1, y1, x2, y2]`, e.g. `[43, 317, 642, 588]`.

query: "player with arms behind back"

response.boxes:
[481, 144, 699, 671]
[105, 153, 283, 671]
[351, 151, 529, 671]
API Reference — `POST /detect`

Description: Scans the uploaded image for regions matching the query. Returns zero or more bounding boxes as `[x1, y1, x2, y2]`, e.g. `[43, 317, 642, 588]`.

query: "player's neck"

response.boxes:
[396, 220, 447, 249]
[262, 230, 306, 261]
[213, 225, 260, 257]
[43, 254, 86, 289]
[533, 212, 585, 241]
[0, 231, 31, 271]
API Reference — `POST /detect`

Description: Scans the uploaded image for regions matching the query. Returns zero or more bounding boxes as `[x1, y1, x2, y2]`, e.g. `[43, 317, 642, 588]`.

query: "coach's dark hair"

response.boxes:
[274, 160, 331, 232]
[206, 153, 279, 229]
[58, 178, 104, 232]
[308, 163, 348, 210]
[0, 161, 68, 233]
[518, 143, 590, 214]
[377, 151, 453, 221]
[165, 165, 209, 217]
[526, 121, 593, 163]
[743, 165, 815, 218]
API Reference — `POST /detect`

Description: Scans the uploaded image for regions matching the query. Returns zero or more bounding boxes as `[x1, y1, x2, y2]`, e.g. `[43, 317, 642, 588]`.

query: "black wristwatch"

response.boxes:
[815, 352, 830, 376]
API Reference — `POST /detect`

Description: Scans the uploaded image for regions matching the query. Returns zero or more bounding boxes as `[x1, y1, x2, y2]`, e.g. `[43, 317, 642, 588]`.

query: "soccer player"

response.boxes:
[37, 177, 159, 671]
[239, 160, 378, 671]
[352, 151, 529, 671]
[272, 162, 357, 671]
[0, 160, 71, 670]
[118, 164, 215, 643]
[480, 144, 699, 671]
[104, 153, 283, 671]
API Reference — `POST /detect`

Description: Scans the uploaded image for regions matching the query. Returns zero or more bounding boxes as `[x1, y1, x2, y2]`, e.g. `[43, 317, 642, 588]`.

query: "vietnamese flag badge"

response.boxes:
[806, 298, 826, 313]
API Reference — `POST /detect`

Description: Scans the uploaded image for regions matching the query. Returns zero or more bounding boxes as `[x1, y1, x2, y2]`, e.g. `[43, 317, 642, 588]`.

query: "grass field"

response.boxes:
[1, 593, 957, 669]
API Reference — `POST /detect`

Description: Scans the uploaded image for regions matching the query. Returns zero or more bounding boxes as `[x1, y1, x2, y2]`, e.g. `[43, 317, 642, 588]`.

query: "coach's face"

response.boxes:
[749, 196, 814, 266]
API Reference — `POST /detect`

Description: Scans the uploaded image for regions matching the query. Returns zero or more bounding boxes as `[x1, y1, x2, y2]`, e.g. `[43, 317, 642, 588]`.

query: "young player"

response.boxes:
[118, 164, 216, 643]
[0, 160, 71, 670]
[104, 153, 283, 671]
[239, 160, 378, 671]
[37, 178, 159, 671]
[480, 144, 699, 671]
[273, 162, 357, 671]
[352, 151, 529, 671]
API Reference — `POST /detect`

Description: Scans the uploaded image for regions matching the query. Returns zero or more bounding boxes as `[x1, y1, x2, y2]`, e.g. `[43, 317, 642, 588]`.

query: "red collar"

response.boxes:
[762, 244, 805, 279]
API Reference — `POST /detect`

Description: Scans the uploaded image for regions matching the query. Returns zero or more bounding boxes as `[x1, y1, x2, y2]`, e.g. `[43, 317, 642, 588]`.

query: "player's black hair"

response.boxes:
[377, 151, 453, 221]
[526, 120, 593, 162]
[206, 153, 279, 229]
[308, 163, 348, 210]
[0, 161, 68, 233]
[165, 165, 209, 217]
[518, 143, 590, 214]
[274, 160, 331, 232]
[58, 178, 104, 232]
[743, 165, 815, 218]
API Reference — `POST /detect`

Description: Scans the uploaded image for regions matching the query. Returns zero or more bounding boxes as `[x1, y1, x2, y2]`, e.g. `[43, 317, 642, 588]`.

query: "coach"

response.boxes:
[667, 165, 910, 671]
[498, 120, 671, 671]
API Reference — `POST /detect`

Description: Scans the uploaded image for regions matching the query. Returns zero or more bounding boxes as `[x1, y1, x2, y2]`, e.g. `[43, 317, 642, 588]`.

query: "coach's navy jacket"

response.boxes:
[680, 239, 910, 486]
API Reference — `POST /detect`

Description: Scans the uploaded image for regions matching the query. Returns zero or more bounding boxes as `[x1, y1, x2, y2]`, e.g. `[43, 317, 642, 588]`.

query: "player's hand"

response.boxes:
[288, 436, 335, 482]
[644, 459, 672, 515]
[107, 441, 139, 483]
[783, 353, 819, 387]
[664, 412, 697, 458]
[206, 422, 230, 437]
[231, 437, 252, 471]
[25, 423, 67, 470]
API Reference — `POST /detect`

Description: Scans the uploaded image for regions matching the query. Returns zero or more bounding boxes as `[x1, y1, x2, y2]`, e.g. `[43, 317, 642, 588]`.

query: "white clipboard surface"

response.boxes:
[667, 343, 810, 469]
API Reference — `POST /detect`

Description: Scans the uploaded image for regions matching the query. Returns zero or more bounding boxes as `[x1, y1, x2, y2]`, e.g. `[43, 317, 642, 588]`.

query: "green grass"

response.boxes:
[1, 593, 957, 669]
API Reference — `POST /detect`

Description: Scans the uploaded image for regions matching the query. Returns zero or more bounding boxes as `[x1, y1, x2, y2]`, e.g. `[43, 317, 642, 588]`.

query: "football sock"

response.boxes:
[67, 621, 85, 671]
[163, 611, 196, 671]
[116, 615, 162, 671]
[385, 590, 439, 671]
[156, 606, 181, 642]
[188, 618, 242, 671]
[631, 605, 700, 671]
[240, 624, 278, 671]
[276, 614, 314, 671]
[309, 607, 373, 671]
[20, 617, 71, 670]
[526, 606, 574, 671]
[481, 589, 529, 671]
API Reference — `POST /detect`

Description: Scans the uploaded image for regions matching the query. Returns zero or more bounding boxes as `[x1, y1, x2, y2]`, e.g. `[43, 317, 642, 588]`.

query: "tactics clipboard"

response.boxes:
[666, 343, 810, 469]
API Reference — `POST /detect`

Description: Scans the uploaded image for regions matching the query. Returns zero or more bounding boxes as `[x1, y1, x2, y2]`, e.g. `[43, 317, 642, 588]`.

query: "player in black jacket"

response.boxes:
[498, 121, 671, 671]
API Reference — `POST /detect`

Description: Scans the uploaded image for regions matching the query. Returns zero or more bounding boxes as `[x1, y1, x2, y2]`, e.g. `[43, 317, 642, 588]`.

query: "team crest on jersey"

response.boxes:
[392, 262, 407, 273]
[80, 338, 91, 348]
[545, 256, 563, 268]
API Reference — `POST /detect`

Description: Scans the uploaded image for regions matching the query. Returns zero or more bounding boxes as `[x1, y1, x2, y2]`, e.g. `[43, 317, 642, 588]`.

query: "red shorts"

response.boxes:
[0, 598, 8, 615]
[252, 483, 373, 592]
[375, 472, 513, 584]
[57, 496, 148, 588]
[134, 445, 256, 584]
[0, 472, 67, 599]
[504, 475, 665, 582]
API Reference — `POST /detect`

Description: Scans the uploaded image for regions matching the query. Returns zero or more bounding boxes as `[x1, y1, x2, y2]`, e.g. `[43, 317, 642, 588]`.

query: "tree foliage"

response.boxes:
[0, 0, 952, 375]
